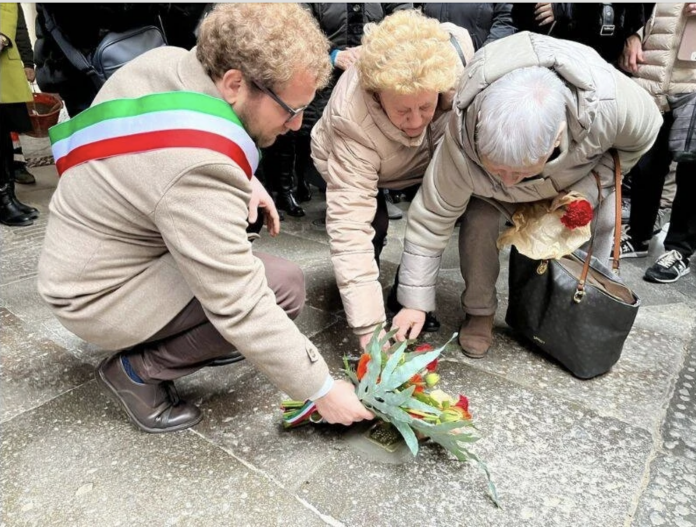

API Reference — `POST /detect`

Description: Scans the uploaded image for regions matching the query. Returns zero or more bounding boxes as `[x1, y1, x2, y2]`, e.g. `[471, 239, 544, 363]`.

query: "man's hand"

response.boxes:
[620, 34, 645, 74]
[534, 3, 555, 26]
[685, 3, 696, 16]
[335, 47, 361, 71]
[248, 175, 280, 237]
[24, 67, 35, 83]
[392, 308, 426, 342]
[313, 380, 374, 426]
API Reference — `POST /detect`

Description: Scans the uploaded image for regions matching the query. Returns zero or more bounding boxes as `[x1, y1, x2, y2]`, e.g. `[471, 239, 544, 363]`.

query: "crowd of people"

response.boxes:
[0, 3, 693, 433]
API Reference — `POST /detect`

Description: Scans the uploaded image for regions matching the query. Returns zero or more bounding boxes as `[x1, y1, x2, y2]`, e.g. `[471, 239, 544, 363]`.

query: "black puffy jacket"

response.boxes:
[421, 3, 515, 50]
[299, 3, 413, 136]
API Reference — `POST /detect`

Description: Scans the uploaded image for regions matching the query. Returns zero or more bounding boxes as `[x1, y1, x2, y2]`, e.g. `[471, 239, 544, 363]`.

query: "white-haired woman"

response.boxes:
[311, 10, 474, 350]
[392, 32, 662, 358]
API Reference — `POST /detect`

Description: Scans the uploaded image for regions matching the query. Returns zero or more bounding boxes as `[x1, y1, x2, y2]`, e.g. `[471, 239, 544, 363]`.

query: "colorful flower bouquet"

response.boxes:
[281, 327, 499, 506]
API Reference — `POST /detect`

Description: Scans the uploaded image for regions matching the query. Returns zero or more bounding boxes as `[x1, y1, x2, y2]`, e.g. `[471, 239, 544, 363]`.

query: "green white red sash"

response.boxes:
[49, 91, 259, 179]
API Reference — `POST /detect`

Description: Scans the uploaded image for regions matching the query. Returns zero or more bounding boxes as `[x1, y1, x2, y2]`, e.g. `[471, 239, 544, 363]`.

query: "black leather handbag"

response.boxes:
[505, 151, 640, 379]
[42, 10, 167, 90]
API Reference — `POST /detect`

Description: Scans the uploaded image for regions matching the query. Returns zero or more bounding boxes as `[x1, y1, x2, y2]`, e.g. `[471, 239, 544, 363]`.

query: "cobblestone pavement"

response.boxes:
[2, 145, 695, 526]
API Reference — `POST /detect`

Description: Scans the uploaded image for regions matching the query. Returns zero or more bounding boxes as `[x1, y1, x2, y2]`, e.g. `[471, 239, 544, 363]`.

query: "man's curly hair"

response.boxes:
[196, 4, 331, 91]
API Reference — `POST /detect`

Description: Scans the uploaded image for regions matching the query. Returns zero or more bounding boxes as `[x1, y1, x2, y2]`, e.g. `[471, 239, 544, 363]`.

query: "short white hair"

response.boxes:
[476, 67, 568, 167]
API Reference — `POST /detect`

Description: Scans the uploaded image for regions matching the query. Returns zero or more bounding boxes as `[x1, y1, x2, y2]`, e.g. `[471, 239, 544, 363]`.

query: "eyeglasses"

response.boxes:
[252, 81, 308, 124]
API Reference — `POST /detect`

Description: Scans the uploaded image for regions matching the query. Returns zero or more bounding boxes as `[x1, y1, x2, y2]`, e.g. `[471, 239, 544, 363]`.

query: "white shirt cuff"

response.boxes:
[308, 375, 335, 402]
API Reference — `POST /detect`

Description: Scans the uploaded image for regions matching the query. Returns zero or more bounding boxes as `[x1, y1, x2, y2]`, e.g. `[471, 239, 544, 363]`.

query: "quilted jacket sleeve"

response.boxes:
[397, 128, 475, 312]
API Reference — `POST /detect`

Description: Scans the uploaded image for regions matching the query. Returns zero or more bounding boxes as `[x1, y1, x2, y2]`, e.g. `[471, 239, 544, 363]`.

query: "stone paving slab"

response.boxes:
[0, 309, 93, 423]
[0, 382, 327, 527]
[663, 335, 696, 462]
[301, 364, 654, 527]
[632, 454, 696, 527]
[436, 301, 693, 431]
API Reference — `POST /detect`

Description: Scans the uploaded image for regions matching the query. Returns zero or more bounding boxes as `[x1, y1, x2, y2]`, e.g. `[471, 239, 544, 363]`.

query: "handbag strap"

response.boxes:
[41, 8, 104, 90]
[574, 149, 622, 302]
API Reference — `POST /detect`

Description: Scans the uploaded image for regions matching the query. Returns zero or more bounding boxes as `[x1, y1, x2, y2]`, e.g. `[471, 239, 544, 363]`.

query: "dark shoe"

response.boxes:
[13, 167, 36, 185]
[644, 250, 691, 284]
[276, 192, 305, 217]
[619, 234, 649, 259]
[458, 314, 494, 359]
[205, 350, 245, 367]
[0, 184, 34, 226]
[296, 180, 312, 203]
[96, 354, 203, 433]
[6, 183, 38, 219]
[422, 312, 441, 332]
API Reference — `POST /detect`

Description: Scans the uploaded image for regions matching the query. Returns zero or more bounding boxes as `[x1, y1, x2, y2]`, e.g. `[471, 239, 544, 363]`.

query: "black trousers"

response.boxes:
[628, 113, 696, 258]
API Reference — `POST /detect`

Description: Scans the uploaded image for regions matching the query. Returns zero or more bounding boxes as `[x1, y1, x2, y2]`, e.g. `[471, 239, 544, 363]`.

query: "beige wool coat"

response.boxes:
[633, 3, 696, 111]
[37, 48, 329, 401]
[311, 23, 475, 336]
[397, 32, 663, 313]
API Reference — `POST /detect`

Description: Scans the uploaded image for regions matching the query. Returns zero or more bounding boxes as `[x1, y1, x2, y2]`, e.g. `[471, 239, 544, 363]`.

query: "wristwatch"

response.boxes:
[0, 33, 10, 48]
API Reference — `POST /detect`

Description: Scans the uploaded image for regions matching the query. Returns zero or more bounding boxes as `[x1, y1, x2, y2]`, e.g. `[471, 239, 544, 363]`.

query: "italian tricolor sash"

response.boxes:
[49, 91, 259, 179]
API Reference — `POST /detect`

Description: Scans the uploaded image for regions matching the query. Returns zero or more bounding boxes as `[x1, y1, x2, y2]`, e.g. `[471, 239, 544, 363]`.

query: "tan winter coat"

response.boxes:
[311, 23, 474, 336]
[37, 48, 329, 401]
[398, 32, 662, 313]
[634, 3, 696, 111]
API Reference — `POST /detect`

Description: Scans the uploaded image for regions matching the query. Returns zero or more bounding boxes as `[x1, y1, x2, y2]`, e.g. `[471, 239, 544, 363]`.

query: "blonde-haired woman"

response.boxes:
[311, 9, 474, 349]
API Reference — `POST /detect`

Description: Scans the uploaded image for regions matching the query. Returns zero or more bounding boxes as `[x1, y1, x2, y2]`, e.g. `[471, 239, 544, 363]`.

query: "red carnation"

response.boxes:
[560, 199, 593, 230]
[415, 344, 438, 372]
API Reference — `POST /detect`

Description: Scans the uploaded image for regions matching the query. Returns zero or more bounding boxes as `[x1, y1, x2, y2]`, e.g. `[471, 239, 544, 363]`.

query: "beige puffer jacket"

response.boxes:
[634, 3, 696, 111]
[311, 23, 475, 336]
[397, 32, 662, 313]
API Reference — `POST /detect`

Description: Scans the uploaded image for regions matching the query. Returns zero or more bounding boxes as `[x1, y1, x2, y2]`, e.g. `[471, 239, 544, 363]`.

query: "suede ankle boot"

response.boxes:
[458, 314, 495, 359]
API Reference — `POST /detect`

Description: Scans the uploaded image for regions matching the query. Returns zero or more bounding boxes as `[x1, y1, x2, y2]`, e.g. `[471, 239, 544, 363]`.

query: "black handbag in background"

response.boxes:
[667, 92, 696, 163]
[42, 9, 167, 90]
[505, 151, 640, 379]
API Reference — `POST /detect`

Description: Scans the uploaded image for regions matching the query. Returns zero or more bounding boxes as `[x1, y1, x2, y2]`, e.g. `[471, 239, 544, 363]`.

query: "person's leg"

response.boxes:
[644, 160, 696, 283]
[372, 190, 390, 267]
[623, 116, 672, 257]
[97, 252, 306, 432]
[458, 198, 502, 358]
[0, 126, 34, 227]
[265, 134, 304, 217]
[581, 189, 616, 265]
[129, 252, 305, 381]
[294, 134, 313, 203]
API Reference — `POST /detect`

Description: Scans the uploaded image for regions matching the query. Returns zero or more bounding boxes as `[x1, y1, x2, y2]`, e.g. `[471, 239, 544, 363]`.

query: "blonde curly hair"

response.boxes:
[357, 10, 459, 95]
[196, 4, 331, 91]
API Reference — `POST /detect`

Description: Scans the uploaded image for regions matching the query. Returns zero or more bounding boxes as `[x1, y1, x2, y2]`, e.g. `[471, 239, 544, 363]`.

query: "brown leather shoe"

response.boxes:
[458, 314, 495, 359]
[96, 354, 203, 433]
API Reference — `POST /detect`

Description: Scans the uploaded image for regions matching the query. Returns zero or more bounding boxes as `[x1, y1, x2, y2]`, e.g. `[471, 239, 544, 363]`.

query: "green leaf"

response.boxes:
[403, 396, 445, 416]
[379, 340, 408, 388]
[389, 418, 420, 456]
[343, 356, 359, 385]
[380, 349, 441, 391]
[382, 386, 416, 408]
